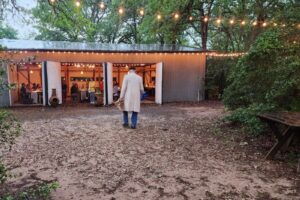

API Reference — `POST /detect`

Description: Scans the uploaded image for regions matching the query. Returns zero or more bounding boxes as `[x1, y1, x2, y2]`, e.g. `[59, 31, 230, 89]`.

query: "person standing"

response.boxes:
[118, 66, 144, 129]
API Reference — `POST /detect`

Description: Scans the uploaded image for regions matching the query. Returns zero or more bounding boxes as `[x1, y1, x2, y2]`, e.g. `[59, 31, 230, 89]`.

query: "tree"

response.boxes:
[222, 4, 300, 133]
[0, 23, 18, 39]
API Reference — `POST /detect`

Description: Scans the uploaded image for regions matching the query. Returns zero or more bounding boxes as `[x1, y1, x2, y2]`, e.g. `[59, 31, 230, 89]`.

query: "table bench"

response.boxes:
[257, 112, 300, 160]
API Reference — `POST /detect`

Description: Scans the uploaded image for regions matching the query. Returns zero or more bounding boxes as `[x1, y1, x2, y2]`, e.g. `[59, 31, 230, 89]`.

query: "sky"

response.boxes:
[4, 0, 37, 39]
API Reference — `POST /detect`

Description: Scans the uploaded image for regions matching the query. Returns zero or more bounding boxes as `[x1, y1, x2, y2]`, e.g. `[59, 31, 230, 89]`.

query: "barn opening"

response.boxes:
[112, 63, 163, 104]
[60, 62, 104, 105]
[8, 62, 43, 106]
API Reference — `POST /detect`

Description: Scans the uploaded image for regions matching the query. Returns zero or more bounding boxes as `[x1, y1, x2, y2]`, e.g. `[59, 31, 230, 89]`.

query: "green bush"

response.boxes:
[223, 26, 300, 134]
[0, 182, 59, 200]
[206, 57, 239, 100]
[0, 110, 21, 151]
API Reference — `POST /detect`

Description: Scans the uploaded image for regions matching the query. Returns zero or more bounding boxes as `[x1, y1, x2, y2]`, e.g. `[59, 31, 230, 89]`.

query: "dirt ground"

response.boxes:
[1, 102, 299, 200]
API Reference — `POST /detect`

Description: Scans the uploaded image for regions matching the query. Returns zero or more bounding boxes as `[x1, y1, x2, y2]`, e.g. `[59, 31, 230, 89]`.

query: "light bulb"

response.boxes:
[241, 20, 246, 25]
[118, 8, 124, 15]
[157, 14, 161, 20]
[252, 21, 257, 26]
[174, 13, 180, 20]
[75, 0, 80, 7]
[229, 19, 234, 24]
[139, 9, 144, 16]
[204, 17, 209, 22]
[99, 2, 105, 9]
[216, 18, 221, 24]
[262, 22, 267, 27]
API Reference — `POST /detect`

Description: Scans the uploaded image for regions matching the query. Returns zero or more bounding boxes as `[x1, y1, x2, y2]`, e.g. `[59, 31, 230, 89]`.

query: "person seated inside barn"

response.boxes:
[20, 83, 32, 104]
[71, 83, 79, 103]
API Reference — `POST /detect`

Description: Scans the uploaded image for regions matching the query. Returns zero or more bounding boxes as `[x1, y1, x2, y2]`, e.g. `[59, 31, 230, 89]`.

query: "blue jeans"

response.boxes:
[123, 111, 138, 128]
[89, 92, 95, 103]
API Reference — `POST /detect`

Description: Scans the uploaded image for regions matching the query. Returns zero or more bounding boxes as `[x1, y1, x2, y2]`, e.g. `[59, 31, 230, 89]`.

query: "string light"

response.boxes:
[216, 18, 221, 24]
[174, 13, 180, 20]
[229, 19, 235, 25]
[252, 21, 257, 26]
[99, 2, 105, 9]
[75, 0, 80, 7]
[189, 16, 193, 21]
[50, 0, 56, 3]
[273, 23, 278, 27]
[30, 70, 33, 74]
[241, 20, 246, 26]
[204, 16, 209, 22]
[157, 14, 162, 20]
[118, 7, 124, 15]
[139, 9, 144, 16]
[80, 71, 84, 75]
[262, 22, 267, 27]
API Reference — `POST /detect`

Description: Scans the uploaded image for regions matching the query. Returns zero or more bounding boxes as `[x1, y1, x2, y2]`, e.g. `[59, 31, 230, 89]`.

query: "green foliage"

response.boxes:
[206, 57, 238, 99]
[0, 162, 9, 184]
[223, 24, 300, 134]
[0, 182, 59, 200]
[0, 110, 21, 151]
[0, 24, 17, 39]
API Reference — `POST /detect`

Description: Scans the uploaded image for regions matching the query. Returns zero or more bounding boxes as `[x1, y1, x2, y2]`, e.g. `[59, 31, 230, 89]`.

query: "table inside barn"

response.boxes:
[257, 112, 300, 159]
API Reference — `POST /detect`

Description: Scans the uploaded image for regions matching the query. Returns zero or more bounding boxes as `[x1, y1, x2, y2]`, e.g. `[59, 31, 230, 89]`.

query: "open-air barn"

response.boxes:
[0, 39, 207, 107]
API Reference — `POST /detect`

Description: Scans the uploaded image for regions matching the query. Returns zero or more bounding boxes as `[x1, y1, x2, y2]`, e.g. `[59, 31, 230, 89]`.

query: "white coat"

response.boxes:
[120, 70, 144, 112]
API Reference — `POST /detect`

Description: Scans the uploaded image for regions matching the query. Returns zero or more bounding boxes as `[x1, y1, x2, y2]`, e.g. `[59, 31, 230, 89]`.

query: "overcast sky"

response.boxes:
[4, 0, 37, 39]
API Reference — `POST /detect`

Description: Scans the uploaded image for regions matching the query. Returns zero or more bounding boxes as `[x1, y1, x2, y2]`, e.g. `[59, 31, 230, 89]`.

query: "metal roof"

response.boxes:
[0, 39, 205, 53]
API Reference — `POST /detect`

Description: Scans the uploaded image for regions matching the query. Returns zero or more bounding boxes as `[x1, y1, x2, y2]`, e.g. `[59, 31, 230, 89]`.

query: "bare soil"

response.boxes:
[1, 102, 299, 200]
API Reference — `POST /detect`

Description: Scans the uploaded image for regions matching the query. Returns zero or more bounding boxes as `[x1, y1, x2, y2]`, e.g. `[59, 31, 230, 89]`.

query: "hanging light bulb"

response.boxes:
[99, 2, 105, 9]
[118, 7, 124, 15]
[216, 18, 221, 24]
[139, 9, 144, 16]
[75, 0, 80, 7]
[30, 70, 33, 74]
[203, 16, 209, 22]
[273, 23, 278, 27]
[262, 22, 267, 27]
[50, 0, 56, 3]
[229, 19, 234, 25]
[81, 71, 84, 75]
[174, 13, 180, 20]
[157, 14, 162, 20]
[38, 64, 42, 68]
[241, 20, 246, 26]
[252, 21, 257, 26]
[189, 16, 193, 21]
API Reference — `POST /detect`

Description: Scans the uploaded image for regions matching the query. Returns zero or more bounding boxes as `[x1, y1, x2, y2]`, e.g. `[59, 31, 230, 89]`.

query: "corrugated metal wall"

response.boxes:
[0, 62, 11, 107]
[1, 52, 206, 104]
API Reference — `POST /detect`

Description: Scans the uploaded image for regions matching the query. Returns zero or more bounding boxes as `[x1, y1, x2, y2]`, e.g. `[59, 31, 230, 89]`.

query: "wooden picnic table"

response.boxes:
[257, 112, 300, 159]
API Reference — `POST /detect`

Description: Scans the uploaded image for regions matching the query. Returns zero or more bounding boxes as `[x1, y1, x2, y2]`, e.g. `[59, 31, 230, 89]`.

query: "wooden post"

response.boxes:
[16, 65, 20, 102]
[118, 66, 120, 86]
[27, 64, 31, 85]
[66, 67, 69, 96]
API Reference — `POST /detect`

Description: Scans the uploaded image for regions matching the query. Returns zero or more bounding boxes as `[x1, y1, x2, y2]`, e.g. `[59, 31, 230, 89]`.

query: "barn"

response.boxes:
[0, 39, 207, 107]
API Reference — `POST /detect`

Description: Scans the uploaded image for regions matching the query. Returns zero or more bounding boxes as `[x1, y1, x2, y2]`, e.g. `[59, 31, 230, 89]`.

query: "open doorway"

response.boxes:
[8, 63, 43, 106]
[60, 62, 104, 105]
[112, 63, 163, 104]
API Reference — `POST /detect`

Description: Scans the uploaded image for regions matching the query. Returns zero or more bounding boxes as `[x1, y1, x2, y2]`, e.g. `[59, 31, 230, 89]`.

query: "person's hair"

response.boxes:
[129, 66, 136, 71]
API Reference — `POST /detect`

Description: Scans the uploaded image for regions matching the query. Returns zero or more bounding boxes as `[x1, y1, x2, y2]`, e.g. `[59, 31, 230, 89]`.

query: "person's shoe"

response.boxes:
[130, 126, 136, 129]
[123, 124, 129, 128]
